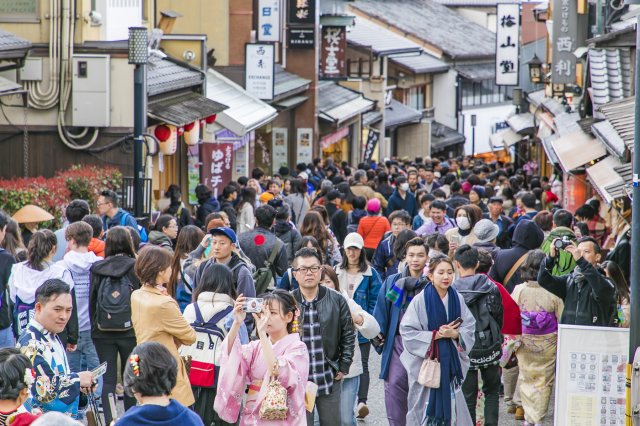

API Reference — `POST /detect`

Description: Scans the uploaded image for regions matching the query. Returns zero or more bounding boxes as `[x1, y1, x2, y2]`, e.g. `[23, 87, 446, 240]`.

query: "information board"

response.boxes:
[554, 325, 629, 426]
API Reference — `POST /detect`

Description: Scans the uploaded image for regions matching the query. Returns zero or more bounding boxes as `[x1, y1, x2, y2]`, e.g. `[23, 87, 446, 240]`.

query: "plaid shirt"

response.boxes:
[301, 297, 334, 396]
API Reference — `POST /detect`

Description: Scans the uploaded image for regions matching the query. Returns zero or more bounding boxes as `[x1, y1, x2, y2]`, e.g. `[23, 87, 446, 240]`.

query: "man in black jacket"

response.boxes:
[325, 189, 349, 246]
[538, 236, 616, 326]
[454, 245, 503, 426]
[292, 247, 355, 425]
[0, 211, 15, 348]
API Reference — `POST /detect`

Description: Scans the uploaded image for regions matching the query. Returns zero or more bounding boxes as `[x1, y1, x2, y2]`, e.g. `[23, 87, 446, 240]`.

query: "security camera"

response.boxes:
[88, 11, 102, 26]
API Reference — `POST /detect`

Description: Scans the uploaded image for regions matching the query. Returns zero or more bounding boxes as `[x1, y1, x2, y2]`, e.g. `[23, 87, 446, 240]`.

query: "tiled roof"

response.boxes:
[597, 97, 634, 153]
[274, 66, 311, 100]
[431, 121, 465, 153]
[0, 30, 31, 61]
[391, 53, 449, 74]
[147, 58, 204, 97]
[385, 100, 422, 128]
[148, 92, 227, 127]
[318, 81, 374, 123]
[588, 48, 631, 117]
[348, 16, 422, 56]
[455, 63, 495, 81]
[349, 0, 495, 59]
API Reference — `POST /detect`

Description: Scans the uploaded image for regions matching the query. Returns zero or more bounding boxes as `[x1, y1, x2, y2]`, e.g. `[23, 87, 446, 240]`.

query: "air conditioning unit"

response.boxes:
[94, 0, 143, 41]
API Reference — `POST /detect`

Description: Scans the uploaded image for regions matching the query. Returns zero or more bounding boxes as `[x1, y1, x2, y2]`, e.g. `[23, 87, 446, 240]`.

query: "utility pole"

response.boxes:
[128, 27, 148, 218]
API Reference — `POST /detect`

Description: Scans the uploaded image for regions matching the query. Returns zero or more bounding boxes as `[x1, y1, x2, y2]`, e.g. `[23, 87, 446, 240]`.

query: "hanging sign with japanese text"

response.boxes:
[321, 26, 346, 78]
[552, 0, 577, 84]
[495, 4, 520, 86]
[296, 128, 313, 164]
[200, 142, 233, 198]
[363, 128, 380, 163]
[245, 43, 275, 100]
[288, 27, 315, 49]
[288, 0, 315, 25]
[272, 128, 288, 169]
[258, 0, 280, 42]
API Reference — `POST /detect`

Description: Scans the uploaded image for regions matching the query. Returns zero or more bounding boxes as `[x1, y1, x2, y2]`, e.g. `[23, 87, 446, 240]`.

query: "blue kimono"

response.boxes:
[17, 320, 83, 419]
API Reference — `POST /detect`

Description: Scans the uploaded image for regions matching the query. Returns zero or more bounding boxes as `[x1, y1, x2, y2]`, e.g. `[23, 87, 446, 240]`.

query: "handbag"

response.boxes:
[418, 330, 441, 388]
[259, 364, 289, 420]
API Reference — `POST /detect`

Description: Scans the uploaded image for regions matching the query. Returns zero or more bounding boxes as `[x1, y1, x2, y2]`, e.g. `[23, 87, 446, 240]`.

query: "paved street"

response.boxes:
[361, 351, 554, 425]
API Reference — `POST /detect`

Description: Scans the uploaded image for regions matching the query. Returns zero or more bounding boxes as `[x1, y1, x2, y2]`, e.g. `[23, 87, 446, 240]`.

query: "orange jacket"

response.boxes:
[88, 238, 105, 258]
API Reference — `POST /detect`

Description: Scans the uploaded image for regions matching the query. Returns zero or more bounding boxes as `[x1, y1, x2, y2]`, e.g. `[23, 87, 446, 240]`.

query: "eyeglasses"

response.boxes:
[294, 265, 322, 274]
[96, 202, 110, 207]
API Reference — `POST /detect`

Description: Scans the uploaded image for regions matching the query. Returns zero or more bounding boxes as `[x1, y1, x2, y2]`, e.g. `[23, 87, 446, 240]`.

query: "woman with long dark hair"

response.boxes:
[8, 230, 72, 338]
[300, 211, 333, 261]
[1, 219, 26, 262]
[89, 226, 140, 425]
[286, 178, 310, 229]
[236, 188, 256, 235]
[168, 225, 204, 311]
[180, 263, 248, 426]
[445, 204, 483, 254]
[601, 260, 630, 328]
[307, 206, 343, 265]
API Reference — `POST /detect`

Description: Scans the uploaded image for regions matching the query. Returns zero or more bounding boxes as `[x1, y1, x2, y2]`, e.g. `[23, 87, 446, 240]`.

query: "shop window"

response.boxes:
[461, 79, 510, 107]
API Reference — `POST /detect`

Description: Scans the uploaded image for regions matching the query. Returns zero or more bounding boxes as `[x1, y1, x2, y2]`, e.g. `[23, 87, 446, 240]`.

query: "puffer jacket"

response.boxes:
[538, 256, 616, 327]
[148, 231, 173, 252]
[292, 286, 355, 375]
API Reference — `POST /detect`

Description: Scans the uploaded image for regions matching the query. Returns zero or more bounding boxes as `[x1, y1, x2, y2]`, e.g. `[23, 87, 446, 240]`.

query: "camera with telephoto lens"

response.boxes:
[553, 236, 573, 250]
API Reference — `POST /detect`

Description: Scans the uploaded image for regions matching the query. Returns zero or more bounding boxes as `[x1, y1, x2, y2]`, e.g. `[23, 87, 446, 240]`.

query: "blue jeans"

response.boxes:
[67, 330, 102, 397]
[340, 376, 360, 426]
[0, 327, 14, 349]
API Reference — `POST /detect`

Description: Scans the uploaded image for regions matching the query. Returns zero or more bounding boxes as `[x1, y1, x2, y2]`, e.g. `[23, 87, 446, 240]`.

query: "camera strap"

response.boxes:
[504, 252, 529, 286]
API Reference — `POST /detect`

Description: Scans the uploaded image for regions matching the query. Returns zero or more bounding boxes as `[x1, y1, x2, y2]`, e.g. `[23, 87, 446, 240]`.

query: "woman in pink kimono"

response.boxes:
[214, 290, 309, 425]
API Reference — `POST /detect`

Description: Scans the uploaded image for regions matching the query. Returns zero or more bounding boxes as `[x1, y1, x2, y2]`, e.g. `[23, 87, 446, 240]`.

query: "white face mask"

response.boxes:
[400, 183, 410, 192]
[456, 216, 471, 230]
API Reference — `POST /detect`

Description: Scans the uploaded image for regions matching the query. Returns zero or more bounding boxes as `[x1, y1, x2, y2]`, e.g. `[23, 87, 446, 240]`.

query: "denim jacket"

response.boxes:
[335, 265, 382, 343]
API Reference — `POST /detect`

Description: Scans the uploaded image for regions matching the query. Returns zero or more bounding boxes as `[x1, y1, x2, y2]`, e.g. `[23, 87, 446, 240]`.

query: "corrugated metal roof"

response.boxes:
[385, 100, 422, 128]
[147, 58, 204, 97]
[455, 63, 495, 81]
[206, 69, 278, 136]
[0, 30, 31, 60]
[541, 135, 560, 165]
[597, 97, 634, 152]
[148, 92, 228, 127]
[274, 66, 311, 99]
[586, 156, 625, 204]
[318, 81, 374, 123]
[431, 121, 465, 153]
[588, 48, 631, 116]
[550, 130, 607, 172]
[591, 120, 626, 159]
[349, 0, 495, 59]
[507, 113, 535, 134]
[527, 90, 567, 116]
[348, 16, 422, 56]
[363, 110, 383, 126]
[391, 52, 449, 74]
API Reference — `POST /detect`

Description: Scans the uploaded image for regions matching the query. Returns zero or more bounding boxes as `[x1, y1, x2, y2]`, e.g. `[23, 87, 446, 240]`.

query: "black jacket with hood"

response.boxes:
[489, 219, 544, 292]
[454, 274, 503, 368]
[90, 256, 141, 339]
[538, 256, 616, 327]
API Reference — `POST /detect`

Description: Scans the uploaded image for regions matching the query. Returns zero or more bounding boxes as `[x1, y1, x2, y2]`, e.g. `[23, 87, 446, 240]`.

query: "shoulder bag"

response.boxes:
[418, 330, 441, 388]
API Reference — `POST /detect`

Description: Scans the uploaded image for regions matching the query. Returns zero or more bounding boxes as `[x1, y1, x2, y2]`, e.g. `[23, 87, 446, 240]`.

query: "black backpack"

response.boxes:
[460, 286, 503, 368]
[95, 274, 134, 331]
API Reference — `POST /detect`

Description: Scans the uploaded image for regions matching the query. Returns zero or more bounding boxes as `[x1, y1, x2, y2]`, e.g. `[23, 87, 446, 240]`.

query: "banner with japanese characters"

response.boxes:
[551, 0, 577, 84]
[321, 26, 346, 78]
[258, 0, 280, 42]
[289, 0, 315, 25]
[201, 142, 233, 198]
[245, 43, 275, 100]
[272, 128, 288, 169]
[296, 128, 313, 164]
[363, 128, 380, 163]
[495, 4, 520, 86]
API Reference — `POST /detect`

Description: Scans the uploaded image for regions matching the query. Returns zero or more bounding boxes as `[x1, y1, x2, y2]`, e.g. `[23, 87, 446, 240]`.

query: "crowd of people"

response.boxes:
[0, 154, 631, 426]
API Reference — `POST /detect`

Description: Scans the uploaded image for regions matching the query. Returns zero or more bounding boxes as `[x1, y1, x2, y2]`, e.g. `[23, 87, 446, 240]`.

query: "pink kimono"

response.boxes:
[214, 332, 309, 425]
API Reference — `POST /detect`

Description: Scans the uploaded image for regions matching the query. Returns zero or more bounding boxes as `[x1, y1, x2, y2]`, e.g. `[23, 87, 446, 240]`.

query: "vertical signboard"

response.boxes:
[200, 142, 234, 198]
[272, 128, 288, 169]
[496, 4, 520, 86]
[552, 0, 577, 84]
[321, 26, 346, 78]
[296, 128, 313, 164]
[362, 128, 380, 163]
[289, 0, 315, 25]
[258, 0, 280, 42]
[245, 44, 275, 101]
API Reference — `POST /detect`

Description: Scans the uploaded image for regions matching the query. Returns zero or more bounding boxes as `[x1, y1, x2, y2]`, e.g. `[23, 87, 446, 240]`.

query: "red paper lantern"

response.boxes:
[184, 122, 196, 132]
[205, 114, 217, 124]
[154, 125, 171, 142]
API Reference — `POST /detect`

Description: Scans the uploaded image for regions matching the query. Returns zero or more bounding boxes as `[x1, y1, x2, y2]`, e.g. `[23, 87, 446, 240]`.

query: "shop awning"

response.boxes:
[550, 130, 607, 172]
[318, 81, 375, 124]
[0, 76, 27, 103]
[363, 110, 383, 126]
[148, 92, 228, 128]
[541, 135, 560, 165]
[431, 121, 465, 153]
[455, 63, 495, 82]
[586, 156, 625, 204]
[147, 58, 204, 97]
[507, 113, 535, 134]
[348, 16, 422, 56]
[490, 128, 522, 149]
[591, 120, 626, 159]
[273, 95, 308, 110]
[391, 52, 449, 74]
[206, 69, 277, 136]
[274, 66, 311, 101]
[605, 163, 632, 201]
[385, 100, 422, 128]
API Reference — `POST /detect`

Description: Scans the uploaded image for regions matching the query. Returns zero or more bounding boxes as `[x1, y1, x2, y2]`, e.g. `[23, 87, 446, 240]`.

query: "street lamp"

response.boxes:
[527, 54, 543, 84]
[128, 27, 148, 218]
[470, 114, 477, 159]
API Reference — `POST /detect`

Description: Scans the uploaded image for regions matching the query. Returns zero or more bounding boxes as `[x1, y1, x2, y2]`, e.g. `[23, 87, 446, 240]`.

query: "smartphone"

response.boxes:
[244, 298, 264, 313]
[91, 362, 108, 379]
[450, 235, 461, 245]
[371, 335, 384, 349]
[451, 317, 463, 326]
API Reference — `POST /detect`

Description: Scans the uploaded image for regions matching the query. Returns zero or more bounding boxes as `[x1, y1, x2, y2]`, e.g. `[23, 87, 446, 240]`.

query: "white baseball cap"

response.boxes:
[343, 232, 364, 249]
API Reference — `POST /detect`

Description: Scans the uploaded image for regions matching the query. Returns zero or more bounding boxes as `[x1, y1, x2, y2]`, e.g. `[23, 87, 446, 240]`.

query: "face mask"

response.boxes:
[400, 183, 410, 192]
[457, 216, 471, 230]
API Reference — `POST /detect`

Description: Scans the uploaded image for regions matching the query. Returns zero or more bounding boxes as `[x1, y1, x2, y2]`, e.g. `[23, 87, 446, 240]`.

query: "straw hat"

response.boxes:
[12, 205, 54, 224]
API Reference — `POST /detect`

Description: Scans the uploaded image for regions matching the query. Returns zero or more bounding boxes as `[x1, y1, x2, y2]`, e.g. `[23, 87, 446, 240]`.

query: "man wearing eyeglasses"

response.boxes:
[291, 247, 355, 425]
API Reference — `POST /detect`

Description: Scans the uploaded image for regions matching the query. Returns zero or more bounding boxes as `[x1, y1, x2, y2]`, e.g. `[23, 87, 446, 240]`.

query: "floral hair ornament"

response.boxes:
[291, 309, 301, 333]
[129, 354, 140, 376]
[23, 368, 35, 387]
